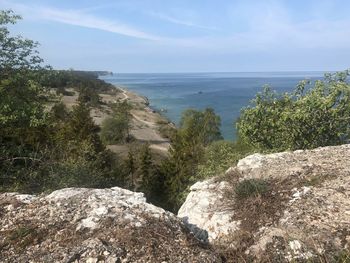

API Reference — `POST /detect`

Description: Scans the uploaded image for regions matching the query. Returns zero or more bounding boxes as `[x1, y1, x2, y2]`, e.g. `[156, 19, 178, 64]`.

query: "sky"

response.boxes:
[1, 0, 350, 73]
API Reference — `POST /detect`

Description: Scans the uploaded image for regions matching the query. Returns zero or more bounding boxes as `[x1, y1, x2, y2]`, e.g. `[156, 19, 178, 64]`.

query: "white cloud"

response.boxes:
[39, 7, 162, 41]
[148, 11, 219, 31]
[3, 0, 350, 53]
[0, 1, 163, 41]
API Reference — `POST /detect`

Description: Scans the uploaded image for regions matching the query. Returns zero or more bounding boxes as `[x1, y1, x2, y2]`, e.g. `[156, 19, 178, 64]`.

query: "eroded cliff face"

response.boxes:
[0, 187, 220, 263]
[178, 144, 350, 262]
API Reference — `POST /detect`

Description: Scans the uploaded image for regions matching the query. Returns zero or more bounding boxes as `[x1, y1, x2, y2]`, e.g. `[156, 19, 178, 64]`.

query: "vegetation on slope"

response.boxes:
[0, 10, 126, 193]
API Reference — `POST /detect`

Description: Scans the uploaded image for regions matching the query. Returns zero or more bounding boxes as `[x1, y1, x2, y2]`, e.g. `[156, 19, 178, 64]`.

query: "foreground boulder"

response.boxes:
[0, 187, 220, 262]
[178, 144, 350, 262]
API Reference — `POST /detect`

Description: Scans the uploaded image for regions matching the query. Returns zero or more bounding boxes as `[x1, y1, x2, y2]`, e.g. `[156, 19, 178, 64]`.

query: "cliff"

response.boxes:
[0, 187, 220, 262]
[178, 144, 350, 262]
[1, 144, 349, 262]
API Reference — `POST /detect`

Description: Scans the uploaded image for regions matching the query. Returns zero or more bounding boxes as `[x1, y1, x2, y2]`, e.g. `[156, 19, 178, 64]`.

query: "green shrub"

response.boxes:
[100, 116, 129, 144]
[51, 102, 69, 121]
[77, 85, 101, 107]
[107, 100, 132, 142]
[237, 71, 350, 151]
[158, 124, 176, 139]
[198, 140, 252, 179]
[179, 108, 223, 146]
[235, 179, 268, 199]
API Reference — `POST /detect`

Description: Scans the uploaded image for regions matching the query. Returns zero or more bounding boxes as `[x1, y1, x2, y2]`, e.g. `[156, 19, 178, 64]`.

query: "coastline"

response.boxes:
[112, 86, 173, 153]
[61, 85, 172, 155]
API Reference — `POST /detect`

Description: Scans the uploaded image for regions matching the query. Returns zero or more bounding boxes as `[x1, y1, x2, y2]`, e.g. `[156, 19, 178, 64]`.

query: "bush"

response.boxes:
[237, 71, 350, 151]
[77, 85, 101, 107]
[235, 179, 268, 199]
[158, 124, 176, 139]
[198, 140, 252, 179]
[103, 100, 132, 144]
[100, 116, 129, 144]
[179, 108, 223, 146]
[51, 102, 69, 121]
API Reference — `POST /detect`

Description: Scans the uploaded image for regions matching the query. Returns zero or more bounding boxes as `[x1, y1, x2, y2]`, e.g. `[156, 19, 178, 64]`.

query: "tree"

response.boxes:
[112, 100, 132, 141]
[161, 108, 223, 211]
[0, 10, 47, 142]
[237, 71, 350, 151]
[100, 100, 132, 144]
[179, 108, 223, 146]
[197, 140, 251, 179]
[64, 101, 103, 153]
[0, 10, 127, 194]
[77, 83, 101, 107]
[139, 144, 153, 195]
[125, 150, 136, 189]
[0, 10, 43, 76]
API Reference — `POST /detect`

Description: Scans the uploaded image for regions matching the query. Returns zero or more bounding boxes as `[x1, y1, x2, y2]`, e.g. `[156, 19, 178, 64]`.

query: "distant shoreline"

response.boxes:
[116, 86, 175, 127]
[108, 85, 174, 153]
[100, 72, 328, 141]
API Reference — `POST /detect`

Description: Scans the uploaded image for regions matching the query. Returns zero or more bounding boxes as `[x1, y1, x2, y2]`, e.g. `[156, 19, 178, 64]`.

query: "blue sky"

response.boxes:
[1, 0, 350, 72]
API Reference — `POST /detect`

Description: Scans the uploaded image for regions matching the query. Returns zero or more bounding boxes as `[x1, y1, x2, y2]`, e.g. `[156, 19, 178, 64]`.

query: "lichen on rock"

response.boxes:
[178, 144, 350, 262]
[0, 187, 220, 262]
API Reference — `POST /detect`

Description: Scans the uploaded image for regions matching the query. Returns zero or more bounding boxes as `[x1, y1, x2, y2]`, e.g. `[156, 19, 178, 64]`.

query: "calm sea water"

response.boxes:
[101, 72, 325, 141]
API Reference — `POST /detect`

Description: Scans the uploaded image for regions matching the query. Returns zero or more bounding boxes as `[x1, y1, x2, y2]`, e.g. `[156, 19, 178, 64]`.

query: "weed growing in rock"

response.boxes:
[235, 179, 269, 199]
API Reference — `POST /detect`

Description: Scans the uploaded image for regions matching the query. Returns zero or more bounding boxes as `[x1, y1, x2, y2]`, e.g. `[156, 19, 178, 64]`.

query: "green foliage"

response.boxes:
[197, 140, 252, 179]
[0, 10, 43, 74]
[51, 102, 69, 121]
[0, 10, 48, 142]
[77, 85, 101, 107]
[124, 150, 136, 189]
[237, 71, 350, 151]
[139, 144, 154, 195]
[100, 101, 132, 144]
[235, 179, 268, 199]
[63, 101, 103, 152]
[179, 108, 223, 146]
[100, 117, 129, 144]
[161, 108, 223, 211]
[0, 76, 49, 147]
[0, 10, 127, 194]
[157, 119, 176, 139]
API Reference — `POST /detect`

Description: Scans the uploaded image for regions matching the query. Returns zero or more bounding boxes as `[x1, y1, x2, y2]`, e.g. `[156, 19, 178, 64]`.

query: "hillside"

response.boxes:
[60, 86, 172, 156]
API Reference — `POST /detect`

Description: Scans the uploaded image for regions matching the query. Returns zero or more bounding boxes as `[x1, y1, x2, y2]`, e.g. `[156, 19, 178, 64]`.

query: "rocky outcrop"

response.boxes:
[178, 180, 240, 242]
[0, 187, 220, 263]
[2, 145, 349, 262]
[178, 144, 350, 262]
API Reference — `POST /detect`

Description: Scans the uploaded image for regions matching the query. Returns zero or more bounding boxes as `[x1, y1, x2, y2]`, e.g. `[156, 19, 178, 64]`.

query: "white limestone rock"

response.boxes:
[0, 187, 221, 262]
[179, 144, 350, 261]
[178, 179, 240, 242]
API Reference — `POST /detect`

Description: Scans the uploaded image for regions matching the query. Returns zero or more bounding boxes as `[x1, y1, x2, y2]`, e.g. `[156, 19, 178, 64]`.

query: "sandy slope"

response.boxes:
[61, 87, 171, 154]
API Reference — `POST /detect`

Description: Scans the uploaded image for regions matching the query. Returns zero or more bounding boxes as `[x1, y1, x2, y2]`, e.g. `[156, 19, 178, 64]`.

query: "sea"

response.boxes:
[101, 72, 325, 141]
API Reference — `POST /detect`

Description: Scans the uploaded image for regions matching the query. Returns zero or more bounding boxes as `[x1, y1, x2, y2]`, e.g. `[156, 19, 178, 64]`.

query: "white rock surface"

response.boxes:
[179, 144, 350, 261]
[0, 187, 220, 262]
[178, 179, 240, 242]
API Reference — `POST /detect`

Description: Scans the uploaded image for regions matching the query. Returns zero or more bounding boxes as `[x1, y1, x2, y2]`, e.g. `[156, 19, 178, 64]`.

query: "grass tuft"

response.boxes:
[235, 178, 269, 199]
